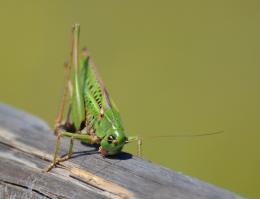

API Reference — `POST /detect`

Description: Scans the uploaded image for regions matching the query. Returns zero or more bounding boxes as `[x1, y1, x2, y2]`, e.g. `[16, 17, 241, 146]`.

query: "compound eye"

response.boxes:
[107, 135, 114, 144]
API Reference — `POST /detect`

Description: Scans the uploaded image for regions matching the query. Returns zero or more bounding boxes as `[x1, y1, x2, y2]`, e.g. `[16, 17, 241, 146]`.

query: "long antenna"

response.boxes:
[143, 131, 224, 139]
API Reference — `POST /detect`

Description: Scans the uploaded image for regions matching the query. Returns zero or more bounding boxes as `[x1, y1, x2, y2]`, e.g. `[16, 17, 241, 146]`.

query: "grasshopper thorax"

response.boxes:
[95, 107, 127, 156]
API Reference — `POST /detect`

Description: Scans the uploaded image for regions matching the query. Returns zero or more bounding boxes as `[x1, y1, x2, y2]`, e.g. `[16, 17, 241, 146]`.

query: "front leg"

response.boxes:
[45, 131, 99, 172]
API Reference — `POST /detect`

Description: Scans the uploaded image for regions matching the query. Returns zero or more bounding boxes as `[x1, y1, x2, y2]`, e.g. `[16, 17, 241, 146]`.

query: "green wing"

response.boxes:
[80, 49, 112, 118]
[68, 25, 122, 132]
[79, 49, 124, 134]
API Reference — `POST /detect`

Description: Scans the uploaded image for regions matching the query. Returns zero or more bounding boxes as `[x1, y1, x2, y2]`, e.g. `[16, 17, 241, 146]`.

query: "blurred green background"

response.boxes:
[0, 1, 259, 198]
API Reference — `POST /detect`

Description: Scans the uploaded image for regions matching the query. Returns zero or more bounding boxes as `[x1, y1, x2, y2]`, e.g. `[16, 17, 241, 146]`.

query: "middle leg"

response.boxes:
[45, 131, 100, 171]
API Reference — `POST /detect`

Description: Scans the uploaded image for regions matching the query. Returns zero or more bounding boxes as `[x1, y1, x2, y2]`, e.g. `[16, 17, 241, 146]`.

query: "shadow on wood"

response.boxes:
[0, 104, 244, 199]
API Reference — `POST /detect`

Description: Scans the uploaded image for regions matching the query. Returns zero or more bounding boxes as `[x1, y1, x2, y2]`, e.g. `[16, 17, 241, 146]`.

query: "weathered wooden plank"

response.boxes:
[0, 103, 244, 199]
[0, 143, 109, 199]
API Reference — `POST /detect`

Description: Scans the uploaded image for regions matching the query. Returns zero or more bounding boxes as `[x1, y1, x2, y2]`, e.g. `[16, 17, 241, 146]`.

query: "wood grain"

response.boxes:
[0, 103, 244, 199]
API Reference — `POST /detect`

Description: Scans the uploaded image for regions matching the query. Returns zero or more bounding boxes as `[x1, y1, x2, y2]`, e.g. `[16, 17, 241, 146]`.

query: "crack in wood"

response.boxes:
[0, 180, 53, 199]
[69, 167, 135, 199]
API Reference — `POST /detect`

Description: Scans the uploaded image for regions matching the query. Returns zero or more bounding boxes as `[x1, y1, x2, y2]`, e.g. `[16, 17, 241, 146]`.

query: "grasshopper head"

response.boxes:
[99, 130, 127, 156]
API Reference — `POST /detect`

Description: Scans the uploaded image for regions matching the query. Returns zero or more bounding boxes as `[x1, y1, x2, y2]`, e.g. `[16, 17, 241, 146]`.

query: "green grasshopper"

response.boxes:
[46, 24, 222, 171]
[46, 24, 139, 171]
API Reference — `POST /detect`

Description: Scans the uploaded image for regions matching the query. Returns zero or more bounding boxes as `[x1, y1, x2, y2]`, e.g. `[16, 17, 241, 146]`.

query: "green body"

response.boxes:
[47, 24, 138, 171]
[76, 54, 127, 155]
[70, 25, 127, 155]
[47, 24, 213, 171]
